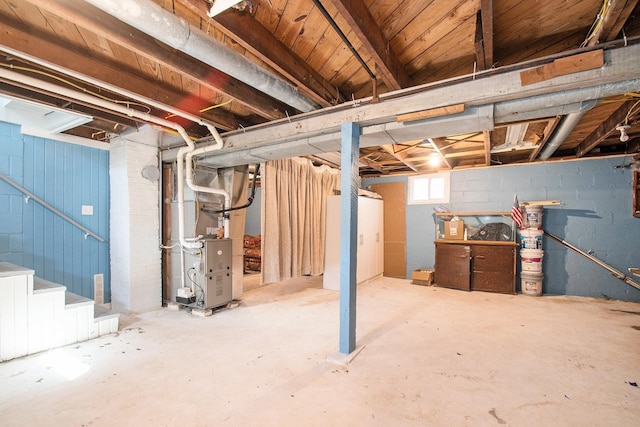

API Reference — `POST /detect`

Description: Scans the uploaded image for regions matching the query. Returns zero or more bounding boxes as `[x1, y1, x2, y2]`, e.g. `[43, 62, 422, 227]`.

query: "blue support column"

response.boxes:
[339, 122, 360, 355]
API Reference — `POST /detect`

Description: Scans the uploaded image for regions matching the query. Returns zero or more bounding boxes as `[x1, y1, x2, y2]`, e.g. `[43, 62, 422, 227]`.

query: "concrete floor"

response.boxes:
[1, 275, 639, 426]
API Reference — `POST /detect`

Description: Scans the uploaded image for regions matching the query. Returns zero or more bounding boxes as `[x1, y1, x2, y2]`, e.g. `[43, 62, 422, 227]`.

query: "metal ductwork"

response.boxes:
[538, 99, 599, 160]
[82, 0, 318, 113]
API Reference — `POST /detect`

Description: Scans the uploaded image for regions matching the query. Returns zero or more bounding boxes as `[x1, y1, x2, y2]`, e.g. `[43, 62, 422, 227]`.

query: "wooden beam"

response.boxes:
[444, 149, 487, 159]
[430, 138, 455, 169]
[0, 82, 141, 130]
[585, 0, 639, 46]
[179, 0, 341, 108]
[483, 130, 491, 166]
[359, 154, 387, 174]
[0, 16, 247, 131]
[520, 50, 604, 86]
[481, 0, 494, 69]
[22, 0, 293, 120]
[380, 145, 419, 172]
[575, 100, 636, 157]
[328, 0, 410, 91]
[529, 118, 560, 161]
[474, 10, 487, 71]
[396, 104, 465, 123]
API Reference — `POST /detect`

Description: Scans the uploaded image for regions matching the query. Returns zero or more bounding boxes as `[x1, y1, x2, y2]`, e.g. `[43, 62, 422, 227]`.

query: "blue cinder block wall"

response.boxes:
[363, 156, 640, 302]
[0, 121, 110, 301]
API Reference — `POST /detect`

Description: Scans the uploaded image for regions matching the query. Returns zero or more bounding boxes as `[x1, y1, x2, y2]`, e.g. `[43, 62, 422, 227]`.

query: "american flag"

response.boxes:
[511, 195, 523, 228]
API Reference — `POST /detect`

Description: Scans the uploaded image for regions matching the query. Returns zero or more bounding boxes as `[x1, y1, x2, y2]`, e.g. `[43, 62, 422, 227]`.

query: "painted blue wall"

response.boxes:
[0, 121, 110, 301]
[363, 156, 640, 302]
[245, 187, 261, 236]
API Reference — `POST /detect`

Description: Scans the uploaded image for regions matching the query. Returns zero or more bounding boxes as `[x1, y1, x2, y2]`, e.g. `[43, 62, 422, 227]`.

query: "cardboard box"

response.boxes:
[444, 220, 464, 240]
[412, 269, 434, 286]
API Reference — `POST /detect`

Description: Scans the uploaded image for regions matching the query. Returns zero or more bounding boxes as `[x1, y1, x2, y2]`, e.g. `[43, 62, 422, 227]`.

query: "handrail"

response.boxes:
[0, 172, 107, 243]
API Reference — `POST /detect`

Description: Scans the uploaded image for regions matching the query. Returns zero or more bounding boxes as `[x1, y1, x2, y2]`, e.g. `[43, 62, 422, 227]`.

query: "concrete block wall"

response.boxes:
[109, 130, 161, 312]
[363, 156, 640, 302]
[0, 121, 25, 267]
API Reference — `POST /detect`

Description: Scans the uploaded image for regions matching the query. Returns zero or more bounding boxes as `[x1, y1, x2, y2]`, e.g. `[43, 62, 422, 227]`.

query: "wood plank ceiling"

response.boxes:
[0, 0, 639, 176]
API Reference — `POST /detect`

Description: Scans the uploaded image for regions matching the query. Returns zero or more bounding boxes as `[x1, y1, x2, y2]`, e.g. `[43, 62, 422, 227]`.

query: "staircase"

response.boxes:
[0, 262, 119, 362]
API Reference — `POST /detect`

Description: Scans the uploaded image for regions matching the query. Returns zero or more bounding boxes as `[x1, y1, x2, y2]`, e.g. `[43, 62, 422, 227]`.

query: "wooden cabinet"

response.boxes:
[435, 241, 516, 294]
[434, 243, 471, 290]
[323, 196, 384, 290]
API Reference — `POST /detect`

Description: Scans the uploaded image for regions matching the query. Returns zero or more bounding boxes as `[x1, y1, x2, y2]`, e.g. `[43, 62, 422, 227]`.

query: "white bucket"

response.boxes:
[521, 271, 543, 296]
[520, 248, 543, 272]
[520, 228, 544, 249]
[524, 205, 543, 228]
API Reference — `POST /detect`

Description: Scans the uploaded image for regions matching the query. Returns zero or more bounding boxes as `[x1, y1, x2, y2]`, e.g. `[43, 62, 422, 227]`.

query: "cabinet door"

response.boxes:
[471, 245, 515, 294]
[435, 243, 471, 291]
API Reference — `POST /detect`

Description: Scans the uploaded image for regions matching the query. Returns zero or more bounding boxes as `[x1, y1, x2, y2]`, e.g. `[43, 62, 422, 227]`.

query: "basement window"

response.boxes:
[408, 172, 450, 204]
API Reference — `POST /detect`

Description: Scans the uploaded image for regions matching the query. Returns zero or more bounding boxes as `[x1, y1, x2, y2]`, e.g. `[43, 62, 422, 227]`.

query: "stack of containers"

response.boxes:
[519, 205, 544, 296]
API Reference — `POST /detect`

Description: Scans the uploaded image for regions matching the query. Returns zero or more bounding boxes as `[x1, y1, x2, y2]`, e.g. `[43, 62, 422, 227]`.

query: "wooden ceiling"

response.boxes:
[0, 0, 639, 176]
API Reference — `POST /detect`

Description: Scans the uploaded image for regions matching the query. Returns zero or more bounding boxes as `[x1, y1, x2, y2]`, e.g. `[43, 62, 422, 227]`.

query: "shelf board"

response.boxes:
[435, 211, 511, 216]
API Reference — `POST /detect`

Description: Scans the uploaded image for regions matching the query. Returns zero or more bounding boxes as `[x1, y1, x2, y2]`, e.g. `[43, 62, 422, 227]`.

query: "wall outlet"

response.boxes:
[82, 205, 94, 215]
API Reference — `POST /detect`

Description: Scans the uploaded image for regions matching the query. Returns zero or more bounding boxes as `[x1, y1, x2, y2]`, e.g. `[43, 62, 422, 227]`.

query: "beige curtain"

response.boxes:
[261, 157, 340, 284]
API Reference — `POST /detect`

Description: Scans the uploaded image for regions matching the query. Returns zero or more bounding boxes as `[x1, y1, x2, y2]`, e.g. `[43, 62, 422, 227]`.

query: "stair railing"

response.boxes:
[0, 172, 106, 242]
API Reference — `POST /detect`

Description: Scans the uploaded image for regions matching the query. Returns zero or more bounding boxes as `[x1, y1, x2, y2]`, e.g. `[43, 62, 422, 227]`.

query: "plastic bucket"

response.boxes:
[520, 249, 543, 272]
[524, 205, 543, 228]
[521, 271, 543, 296]
[520, 228, 543, 249]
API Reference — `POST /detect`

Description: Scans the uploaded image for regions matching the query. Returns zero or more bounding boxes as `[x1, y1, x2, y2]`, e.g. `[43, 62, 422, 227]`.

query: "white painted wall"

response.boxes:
[110, 127, 162, 312]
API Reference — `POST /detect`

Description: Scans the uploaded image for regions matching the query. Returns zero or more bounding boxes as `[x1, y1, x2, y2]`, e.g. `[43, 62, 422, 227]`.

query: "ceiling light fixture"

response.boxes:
[429, 152, 441, 167]
[207, 0, 242, 17]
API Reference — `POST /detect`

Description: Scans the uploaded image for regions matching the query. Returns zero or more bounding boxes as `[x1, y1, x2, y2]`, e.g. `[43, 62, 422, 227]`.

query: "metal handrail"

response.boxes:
[0, 172, 106, 243]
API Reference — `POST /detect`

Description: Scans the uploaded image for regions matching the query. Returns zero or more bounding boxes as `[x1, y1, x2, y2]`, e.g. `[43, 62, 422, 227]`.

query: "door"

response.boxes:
[471, 245, 516, 294]
[435, 243, 471, 291]
[369, 182, 406, 278]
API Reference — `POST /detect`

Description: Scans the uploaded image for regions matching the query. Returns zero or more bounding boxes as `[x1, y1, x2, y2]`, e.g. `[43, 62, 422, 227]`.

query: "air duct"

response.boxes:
[82, 0, 318, 113]
[538, 99, 599, 160]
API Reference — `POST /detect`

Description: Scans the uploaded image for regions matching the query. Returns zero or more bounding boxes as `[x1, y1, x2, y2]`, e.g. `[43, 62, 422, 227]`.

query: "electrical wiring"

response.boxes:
[0, 62, 152, 113]
[581, 0, 611, 48]
[187, 267, 205, 308]
[165, 98, 233, 119]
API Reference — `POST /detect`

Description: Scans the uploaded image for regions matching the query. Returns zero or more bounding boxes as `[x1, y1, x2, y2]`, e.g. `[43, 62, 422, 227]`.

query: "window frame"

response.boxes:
[408, 172, 450, 205]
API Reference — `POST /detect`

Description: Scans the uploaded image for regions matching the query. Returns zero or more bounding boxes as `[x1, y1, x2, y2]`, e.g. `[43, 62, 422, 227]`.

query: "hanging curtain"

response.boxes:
[261, 157, 340, 284]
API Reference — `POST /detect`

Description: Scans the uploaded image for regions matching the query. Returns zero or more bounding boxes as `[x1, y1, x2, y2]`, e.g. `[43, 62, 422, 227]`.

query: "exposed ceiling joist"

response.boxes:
[575, 100, 636, 157]
[584, 0, 639, 47]
[327, 0, 410, 90]
[430, 138, 456, 169]
[0, 16, 243, 131]
[22, 0, 292, 121]
[380, 144, 419, 172]
[179, 0, 342, 108]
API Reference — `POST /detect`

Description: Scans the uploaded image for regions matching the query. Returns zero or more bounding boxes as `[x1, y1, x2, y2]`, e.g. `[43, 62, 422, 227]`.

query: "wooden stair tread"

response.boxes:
[65, 291, 94, 308]
[94, 304, 119, 320]
[0, 261, 34, 277]
[33, 277, 67, 294]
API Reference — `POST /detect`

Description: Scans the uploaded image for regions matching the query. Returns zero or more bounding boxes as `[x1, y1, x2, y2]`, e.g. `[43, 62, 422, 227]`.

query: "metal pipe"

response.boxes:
[537, 99, 599, 160]
[0, 172, 106, 242]
[0, 67, 204, 253]
[82, 0, 318, 113]
[545, 231, 640, 291]
[311, 0, 376, 80]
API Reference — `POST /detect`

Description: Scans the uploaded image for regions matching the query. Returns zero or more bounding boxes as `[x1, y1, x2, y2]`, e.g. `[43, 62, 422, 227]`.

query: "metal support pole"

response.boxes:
[339, 122, 360, 355]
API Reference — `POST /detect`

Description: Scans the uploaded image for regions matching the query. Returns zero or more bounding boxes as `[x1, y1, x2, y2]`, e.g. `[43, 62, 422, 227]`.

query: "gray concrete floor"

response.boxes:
[1, 275, 639, 426]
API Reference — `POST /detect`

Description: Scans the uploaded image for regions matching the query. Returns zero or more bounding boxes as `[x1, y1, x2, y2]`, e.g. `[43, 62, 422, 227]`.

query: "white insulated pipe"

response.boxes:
[82, 0, 318, 113]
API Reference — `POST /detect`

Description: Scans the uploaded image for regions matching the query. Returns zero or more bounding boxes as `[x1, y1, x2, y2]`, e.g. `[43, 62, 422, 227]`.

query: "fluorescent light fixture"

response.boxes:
[207, 0, 242, 17]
